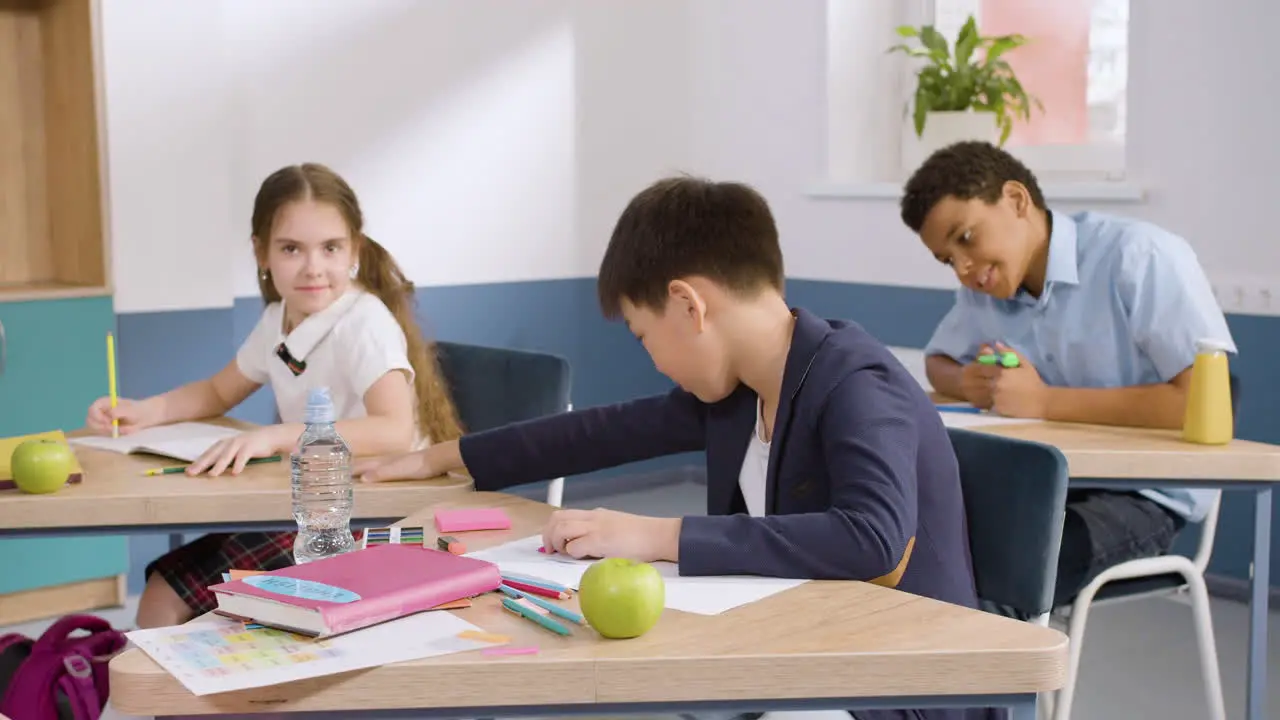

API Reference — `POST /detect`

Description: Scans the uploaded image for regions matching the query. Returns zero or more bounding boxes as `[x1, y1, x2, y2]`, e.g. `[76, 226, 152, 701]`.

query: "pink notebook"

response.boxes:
[434, 507, 512, 532]
[208, 544, 501, 637]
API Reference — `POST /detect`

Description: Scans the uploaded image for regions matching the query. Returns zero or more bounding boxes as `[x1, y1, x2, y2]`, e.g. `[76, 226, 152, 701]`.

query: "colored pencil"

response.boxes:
[498, 584, 586, 625]
[142, 455, 282, 476]
[106, 332, 119, 438]
[500, 572, 571, 594]
[500, 578, 570, 600]
[500, 597, 571, 636]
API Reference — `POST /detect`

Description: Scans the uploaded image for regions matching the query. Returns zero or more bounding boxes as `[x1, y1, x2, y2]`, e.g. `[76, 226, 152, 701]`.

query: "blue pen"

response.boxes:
[936, 405, 984, 414]
[500, 572, 571, 594]
[500, 596, 572, 636]
[499, 584, 587, 625]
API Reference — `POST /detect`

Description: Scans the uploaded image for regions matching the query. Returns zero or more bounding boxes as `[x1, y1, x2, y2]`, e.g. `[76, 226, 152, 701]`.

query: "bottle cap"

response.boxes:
[305, 386, 336, 424]
[1195, 338, 1233, 354]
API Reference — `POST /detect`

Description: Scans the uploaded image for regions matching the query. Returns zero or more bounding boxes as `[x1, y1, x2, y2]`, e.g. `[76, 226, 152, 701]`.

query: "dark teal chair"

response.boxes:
[433, 341, 572, 504]
[949, 428, 1070, 621]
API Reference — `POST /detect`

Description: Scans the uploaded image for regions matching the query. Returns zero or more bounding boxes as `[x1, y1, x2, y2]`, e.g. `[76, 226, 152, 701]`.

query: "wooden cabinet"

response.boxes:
[0, 0, 110, 302]
[0, 0, 125, 624]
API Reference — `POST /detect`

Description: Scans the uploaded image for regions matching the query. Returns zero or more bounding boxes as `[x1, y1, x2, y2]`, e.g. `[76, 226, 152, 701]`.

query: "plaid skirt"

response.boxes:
[145, 532, 297, 615]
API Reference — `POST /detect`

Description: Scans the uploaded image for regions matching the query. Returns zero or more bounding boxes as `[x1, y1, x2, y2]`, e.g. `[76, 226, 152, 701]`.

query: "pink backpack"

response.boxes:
[0, 614, 126, 720]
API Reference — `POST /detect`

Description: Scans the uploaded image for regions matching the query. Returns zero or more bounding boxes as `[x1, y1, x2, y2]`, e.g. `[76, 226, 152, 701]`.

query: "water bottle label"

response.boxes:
[242, 575, 361, 603]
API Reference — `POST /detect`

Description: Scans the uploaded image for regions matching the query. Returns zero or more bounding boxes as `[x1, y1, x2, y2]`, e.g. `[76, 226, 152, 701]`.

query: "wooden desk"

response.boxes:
[0, 420, 474, 536]
[935, 395, 1279, 720]
[110, 493, 1067, 719]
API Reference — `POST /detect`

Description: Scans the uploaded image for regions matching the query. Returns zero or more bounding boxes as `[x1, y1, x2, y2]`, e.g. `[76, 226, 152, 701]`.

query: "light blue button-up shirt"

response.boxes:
[926, 210, 1236, 522]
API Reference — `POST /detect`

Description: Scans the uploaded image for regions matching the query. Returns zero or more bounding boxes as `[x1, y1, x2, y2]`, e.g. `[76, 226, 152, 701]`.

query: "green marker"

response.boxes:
[978, 351, 1020, 368]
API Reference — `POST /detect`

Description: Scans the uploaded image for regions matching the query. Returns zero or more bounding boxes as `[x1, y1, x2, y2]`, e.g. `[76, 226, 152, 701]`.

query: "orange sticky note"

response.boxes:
[457, 630, 510, 644]
[431, 598, 473, 610]
[228, 569, 267, 580]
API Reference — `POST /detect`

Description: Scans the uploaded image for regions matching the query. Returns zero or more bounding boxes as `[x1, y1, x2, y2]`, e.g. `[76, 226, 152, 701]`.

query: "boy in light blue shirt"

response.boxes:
[900, 141, 1235, 607]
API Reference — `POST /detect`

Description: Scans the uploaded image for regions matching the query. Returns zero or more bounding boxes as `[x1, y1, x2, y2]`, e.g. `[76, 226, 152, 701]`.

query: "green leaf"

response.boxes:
[955, 16, 980, 67]
[983, 35, 1026, 64]
[895, 25, 920, 38]
[885, 43, 937, 59]
[918, 25, 950, 57]
[913, 87, 931, 137]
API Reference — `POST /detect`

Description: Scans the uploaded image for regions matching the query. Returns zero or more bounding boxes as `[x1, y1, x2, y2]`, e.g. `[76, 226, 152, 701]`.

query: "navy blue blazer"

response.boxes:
[460, 308, 1000, 720]
[459, 307, 981, 610]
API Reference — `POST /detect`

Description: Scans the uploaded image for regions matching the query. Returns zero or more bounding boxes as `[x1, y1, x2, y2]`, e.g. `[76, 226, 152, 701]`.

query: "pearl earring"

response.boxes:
[349, 263, 360, 280]
[259, 268, 269, 281]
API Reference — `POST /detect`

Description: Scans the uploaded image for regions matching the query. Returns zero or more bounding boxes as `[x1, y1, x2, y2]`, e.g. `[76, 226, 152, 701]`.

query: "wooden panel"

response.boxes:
[0, 573, 124, 625]
[0, 0, 107, 300]
[42, 0, 104, 288]
[0, 5, 52, 287]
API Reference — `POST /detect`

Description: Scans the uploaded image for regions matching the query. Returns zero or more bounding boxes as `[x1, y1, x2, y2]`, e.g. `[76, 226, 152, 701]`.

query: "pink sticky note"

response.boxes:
[483, 646, 540, 657]
[434, 508, 512, 533]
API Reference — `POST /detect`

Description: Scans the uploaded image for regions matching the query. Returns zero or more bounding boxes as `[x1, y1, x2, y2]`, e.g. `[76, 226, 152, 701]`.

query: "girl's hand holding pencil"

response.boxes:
[85, 396, 163, 437]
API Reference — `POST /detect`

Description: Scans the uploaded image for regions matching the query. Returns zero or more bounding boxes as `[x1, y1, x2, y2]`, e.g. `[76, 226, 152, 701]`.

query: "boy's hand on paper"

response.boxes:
[541, 508, 681, 563]
[187, 425, 291, 477]
[86, 396, 162, 436]
[990, 344, 1049, 418]
[959, 344, 1000, 409]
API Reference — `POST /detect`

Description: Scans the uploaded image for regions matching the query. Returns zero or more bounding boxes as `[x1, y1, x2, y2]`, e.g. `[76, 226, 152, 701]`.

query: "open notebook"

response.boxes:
[70, 422, 242, 462]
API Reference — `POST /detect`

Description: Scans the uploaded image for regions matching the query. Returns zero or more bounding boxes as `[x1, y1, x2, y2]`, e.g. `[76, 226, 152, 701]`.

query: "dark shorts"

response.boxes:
[1054, 490, 1186, 607]
[145, 532, 297, 615]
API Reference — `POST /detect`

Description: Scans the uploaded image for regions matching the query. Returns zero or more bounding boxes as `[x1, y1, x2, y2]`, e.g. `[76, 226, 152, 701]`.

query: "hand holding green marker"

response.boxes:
[978, 346, 1020, 368]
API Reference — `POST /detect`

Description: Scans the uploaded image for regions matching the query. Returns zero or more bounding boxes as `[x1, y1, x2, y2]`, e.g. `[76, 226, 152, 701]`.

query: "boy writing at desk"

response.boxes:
[363, 176, 1001, 720]
[900, 141, 1236, 607]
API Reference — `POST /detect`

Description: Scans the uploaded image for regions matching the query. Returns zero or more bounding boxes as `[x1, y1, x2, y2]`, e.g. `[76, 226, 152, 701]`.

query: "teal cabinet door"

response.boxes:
[0, 296, 129, 595]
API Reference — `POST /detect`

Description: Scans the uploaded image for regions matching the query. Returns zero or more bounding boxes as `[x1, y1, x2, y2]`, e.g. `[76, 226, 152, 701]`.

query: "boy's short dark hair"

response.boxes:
[597, 175, 784, 318]
[899, 141, 1047, 233]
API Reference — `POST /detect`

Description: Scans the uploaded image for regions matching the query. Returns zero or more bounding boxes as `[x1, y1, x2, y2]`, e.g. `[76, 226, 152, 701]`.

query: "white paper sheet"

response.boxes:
[468, 535, 806, 616]
[936, 407, 1043, 429]
[71, 422, 241, 461]
[126, 611, 490, 696]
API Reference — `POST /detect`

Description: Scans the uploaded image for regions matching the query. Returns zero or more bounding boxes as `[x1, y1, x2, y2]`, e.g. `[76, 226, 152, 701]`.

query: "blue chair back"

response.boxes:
[949, 428, 1070, 618]
[433, 341, 572, 433]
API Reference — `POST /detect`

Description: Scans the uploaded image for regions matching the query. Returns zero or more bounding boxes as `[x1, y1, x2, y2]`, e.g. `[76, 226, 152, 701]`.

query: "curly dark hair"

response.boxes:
[899, 141, 1047, 233]
[597, 175, 784, 319]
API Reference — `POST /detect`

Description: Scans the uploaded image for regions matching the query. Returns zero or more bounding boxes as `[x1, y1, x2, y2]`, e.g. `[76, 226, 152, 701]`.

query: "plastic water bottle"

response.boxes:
[291, 387, 356, 564]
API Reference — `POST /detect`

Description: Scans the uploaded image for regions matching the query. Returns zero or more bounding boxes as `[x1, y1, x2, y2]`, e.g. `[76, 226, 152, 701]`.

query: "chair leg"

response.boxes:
[1053, 587, 1099, 720]
[1184, 570, 1227, 720]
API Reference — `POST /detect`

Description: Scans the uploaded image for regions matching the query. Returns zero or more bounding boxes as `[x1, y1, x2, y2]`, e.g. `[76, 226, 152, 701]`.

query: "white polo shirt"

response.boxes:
[236, 288, 417, 436]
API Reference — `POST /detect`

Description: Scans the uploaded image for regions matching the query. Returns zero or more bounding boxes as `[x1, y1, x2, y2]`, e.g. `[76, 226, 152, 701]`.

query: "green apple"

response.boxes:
[577, 557, 665, 639]
[11, 438, 76, 494]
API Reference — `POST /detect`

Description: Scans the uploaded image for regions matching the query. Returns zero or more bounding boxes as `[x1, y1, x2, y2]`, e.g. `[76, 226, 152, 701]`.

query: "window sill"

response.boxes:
[807, 181, 1146, 203]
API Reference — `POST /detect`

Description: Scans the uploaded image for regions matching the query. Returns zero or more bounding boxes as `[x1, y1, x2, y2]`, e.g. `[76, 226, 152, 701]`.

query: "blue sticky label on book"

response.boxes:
[242, 575, 361, 603]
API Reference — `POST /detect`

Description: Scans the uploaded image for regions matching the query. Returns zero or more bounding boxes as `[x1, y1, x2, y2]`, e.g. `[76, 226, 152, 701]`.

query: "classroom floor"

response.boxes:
[10, 475, 1278, 720]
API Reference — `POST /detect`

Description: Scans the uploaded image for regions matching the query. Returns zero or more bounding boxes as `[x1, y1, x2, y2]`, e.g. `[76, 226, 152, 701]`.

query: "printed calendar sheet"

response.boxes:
[126, 611, 492, 695]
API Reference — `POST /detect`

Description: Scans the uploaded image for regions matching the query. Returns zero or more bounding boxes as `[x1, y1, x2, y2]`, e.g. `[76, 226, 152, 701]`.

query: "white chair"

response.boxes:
[544, 402, 571, 507]
[1048, 493, 1226, 720]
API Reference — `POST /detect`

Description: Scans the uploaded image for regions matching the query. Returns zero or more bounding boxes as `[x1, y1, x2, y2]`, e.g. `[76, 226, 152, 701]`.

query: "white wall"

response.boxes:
[101, 0, 692, 314]
[102, 0, 1280, 314]
[686, 0, 1280, 294]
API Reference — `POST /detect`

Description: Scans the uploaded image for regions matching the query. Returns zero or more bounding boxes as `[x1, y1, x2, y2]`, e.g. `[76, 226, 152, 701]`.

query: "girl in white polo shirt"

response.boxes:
[85, 163, 463, 628]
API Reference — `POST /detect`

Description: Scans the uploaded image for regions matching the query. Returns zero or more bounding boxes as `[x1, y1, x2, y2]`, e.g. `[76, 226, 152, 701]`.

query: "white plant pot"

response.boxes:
[901, 110, 1000, 173]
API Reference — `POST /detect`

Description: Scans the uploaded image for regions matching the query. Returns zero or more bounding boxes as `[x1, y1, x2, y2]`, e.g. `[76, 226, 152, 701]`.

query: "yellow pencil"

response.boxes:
[106, 331, 119, 438]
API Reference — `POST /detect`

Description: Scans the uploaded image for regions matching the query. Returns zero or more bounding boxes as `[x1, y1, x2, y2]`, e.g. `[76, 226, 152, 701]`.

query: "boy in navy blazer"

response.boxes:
[361, 177, 999, 720]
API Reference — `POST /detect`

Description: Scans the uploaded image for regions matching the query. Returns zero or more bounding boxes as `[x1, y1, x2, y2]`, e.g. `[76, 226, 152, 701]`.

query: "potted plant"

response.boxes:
[888, 15, 1042, 159]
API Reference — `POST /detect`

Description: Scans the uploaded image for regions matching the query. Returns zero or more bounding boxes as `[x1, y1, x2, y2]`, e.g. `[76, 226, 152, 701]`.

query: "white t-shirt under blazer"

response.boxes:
[236, 288, 420, 443]
[738, 396, 770, 517]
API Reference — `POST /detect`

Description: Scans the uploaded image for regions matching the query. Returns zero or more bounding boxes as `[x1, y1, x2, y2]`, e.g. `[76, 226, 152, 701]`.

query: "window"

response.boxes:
[820, 0, 1132, 190]
[922, 0, 1129, 180]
